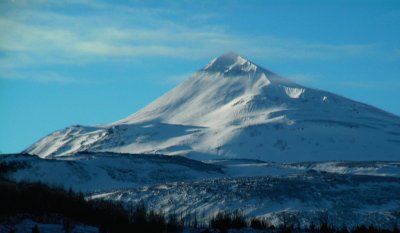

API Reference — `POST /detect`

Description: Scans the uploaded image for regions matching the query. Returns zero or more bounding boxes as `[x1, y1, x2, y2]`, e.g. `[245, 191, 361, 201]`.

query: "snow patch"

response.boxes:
[284, 86, 305, 99]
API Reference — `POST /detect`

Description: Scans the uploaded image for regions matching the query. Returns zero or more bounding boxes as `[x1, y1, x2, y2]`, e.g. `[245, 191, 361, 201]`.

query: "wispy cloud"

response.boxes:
[0, 0, 378, 83]
[1, 71, 85, 84]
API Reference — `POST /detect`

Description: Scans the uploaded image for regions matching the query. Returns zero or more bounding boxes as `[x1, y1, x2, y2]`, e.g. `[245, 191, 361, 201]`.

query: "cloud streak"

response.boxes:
[0, 0, 378, 83]
[1, 71, 85, 84]
[1, 3, 374, 57]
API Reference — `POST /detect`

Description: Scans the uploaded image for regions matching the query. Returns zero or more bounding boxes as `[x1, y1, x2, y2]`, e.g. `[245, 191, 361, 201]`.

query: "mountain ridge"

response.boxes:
[25, 53, 400, 161]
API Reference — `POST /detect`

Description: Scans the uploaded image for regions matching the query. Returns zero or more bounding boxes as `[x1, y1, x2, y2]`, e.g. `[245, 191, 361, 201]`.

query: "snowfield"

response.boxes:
[0, 219, 98, 233]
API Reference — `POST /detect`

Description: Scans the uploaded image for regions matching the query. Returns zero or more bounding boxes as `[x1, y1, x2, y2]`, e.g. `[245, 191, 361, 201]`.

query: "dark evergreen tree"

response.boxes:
[250, 218, 268, 229]
[309, 221, 316, 232]
[32, 225, 40, 233]
[352, 224, 367, 233]
[394, 224, 399, 233]
[338, 225, 350, 233]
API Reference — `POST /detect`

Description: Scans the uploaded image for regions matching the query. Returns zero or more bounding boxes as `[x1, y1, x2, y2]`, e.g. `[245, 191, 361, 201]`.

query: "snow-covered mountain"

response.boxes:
[25, 52, 400, 161]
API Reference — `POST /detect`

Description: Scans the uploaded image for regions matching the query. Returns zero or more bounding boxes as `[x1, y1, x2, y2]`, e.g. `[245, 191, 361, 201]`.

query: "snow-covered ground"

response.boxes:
[0, 219, 98, 233]
[3, 153, 399, 193]
[94, 172, 400, 228]
[2, 153, 400, 228]
[0, 153, 223, 192]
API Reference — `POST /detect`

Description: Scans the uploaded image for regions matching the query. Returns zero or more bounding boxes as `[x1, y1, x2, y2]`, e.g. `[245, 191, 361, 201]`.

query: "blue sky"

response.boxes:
[1, 0, 400, 153]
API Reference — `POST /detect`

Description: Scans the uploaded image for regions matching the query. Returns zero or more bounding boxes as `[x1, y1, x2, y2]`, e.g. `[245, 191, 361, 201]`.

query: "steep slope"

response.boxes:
[114, 52, 309, 127]
[25, 52, 400, 161]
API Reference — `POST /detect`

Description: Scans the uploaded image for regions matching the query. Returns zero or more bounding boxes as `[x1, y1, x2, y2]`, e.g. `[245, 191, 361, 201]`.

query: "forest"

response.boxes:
[0, 160, 398, 233]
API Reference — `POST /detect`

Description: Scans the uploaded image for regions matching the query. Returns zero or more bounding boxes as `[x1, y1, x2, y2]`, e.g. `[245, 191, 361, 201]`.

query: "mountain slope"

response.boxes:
[25, 52, 400, 161]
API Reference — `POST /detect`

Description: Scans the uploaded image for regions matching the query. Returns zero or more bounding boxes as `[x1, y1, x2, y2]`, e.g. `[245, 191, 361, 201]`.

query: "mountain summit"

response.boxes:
[25, 53, 400, 161]
[203, 52, 259, 74]
[114, 53, 300, 127]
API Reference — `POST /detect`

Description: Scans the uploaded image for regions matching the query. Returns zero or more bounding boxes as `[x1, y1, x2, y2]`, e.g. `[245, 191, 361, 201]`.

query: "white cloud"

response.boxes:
[0, 0, 378, 83]
[1, 71, 85, 84]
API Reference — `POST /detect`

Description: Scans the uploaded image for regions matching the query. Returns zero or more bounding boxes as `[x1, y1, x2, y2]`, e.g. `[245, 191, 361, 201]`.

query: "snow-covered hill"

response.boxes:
[3, 153, 399, 228]
[25, 52, 400, 161]
[95, 170, 400, 229]
[0, 153, 222, 192]
[3, 153, 400, 191]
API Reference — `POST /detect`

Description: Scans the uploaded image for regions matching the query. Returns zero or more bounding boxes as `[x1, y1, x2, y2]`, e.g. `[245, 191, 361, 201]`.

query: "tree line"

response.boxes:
[208, 211, 399, 233]
[0, 160, 398, 233]
[0, 160, 183, 233]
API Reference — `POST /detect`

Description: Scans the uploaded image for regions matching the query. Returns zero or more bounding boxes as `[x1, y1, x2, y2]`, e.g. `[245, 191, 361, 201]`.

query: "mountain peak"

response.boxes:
[25, 52, 400, 161]
[203, 52, 258, 74]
